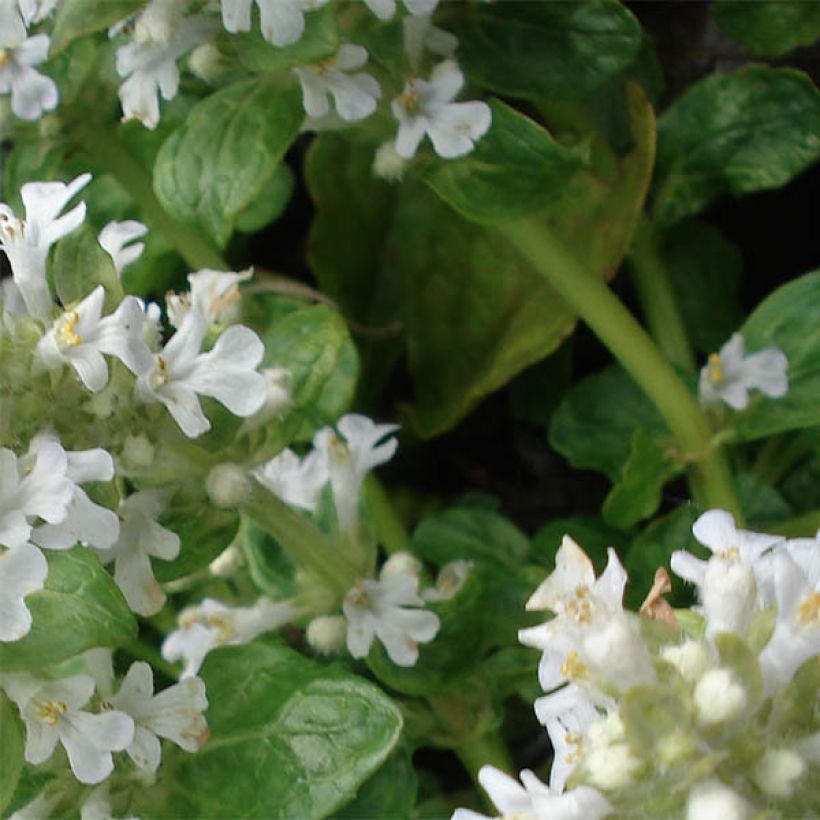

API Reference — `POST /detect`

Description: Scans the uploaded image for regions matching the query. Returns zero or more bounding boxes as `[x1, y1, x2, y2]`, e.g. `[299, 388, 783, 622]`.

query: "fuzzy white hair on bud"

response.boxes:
[694, 668, 747, 726]
[306, 615, 347, 655]
[206, 463, 251, 509]
[686, 778, 747, 820]
[753, 747, 806, 798]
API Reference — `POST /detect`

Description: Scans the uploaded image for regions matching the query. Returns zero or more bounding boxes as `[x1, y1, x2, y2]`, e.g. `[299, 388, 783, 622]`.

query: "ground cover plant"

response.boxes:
[0, 0, 819, 817]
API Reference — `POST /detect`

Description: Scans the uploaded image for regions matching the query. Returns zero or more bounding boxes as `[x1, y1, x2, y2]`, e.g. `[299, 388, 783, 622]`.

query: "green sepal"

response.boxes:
[767, 655, 820, 739]
[714, 632, 764, 710]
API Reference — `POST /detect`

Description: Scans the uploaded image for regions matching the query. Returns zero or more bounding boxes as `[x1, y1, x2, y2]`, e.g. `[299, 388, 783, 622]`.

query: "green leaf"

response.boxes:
[149, 641, 402, 819]
[722, 271, 820, 442]
[0, 549, 136, 672]
[714, 0, 820, 58]
[50, 0, 145, 55]
[602, 427, 681, 530]
[51, 224, 123, 310]
[736, 471, 792, 529]
[768, 656, 820, 738]
[550, 364, 667, 481]
[662, 219, 744, 355]
[239, 518, 298, 600]
[224, 4, 338, 71]
[450, 0, 642, 101]
[531, 515, 625, 570]
[154, 78, 303, 246]
[234, 163, 294, 234]
[334, 743, 417, 819]
[0, 691, 24, 815]
[424, 99, 583, 224]
[654, 66, 820, 226]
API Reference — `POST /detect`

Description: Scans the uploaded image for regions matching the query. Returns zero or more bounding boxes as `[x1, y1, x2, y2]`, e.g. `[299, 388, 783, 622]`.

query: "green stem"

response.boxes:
[500, 218, 743, 520]
[243, 480, 359, 598]
[454, 730, 515, 798]
[364, 475, 412, 555]
[627, 216, 697, 373]
[754, 430, 815, 487]
[123, 638, 180, 681]
[70, 121, 227, 271]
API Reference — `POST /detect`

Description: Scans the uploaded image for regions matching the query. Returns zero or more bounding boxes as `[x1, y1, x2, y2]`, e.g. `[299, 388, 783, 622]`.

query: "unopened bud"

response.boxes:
[702, 556, 757, 638]
[381, 551, 422, 580]
[189, 43, 229, 83]
[661, 640, 710, 684]
[686, 778, 747, 820]
[121, 434, 155, 470]
[206, 463, 251, 509]
[209, 545, 244, 578]
[373, 141, 407, 182]
[753, 748, 805, 798]
[694, 668, 747, 726]
[584, 743, 641, 790]
[306, 615, 347, 655]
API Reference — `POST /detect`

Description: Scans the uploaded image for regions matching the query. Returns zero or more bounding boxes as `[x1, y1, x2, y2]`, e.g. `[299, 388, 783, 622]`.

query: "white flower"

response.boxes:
[166, 267, 252, 328]
[686, 778, 747, 820]
[79, 783, 136, 820]
[115, 15, 214, 129]
[239, 366, 290, 432]
[99, 220, 147, 276]
[108, 661, 208, 773]
[17, 0, 58, 26]
[254, 447, 329, 511]
[451, 765, 611, 820]
[391, 60, 491, 159]
[0, 543, 47, 642]
[423, 559, 472, 602]
[133, 0, 184, 46]
[293, 44, 381, 123]
[135, 308, 267, 438]
[403, 13, 457, 71]
[364, 0, 438, 22]
[96, 491, 180, 617]
[35, 286, 153, 392]
[0, 33, 58, 121]
[757, 548, 820, 692]
[7, 673, 133, 784]
[699, 333, 788, 410]
[0, 0, 27, 45]
[544, 696, 600, 792]
[0, 172, 90, 319]
[0, 439, 72, 549]
[313, 413, 399, 535]
[31, 441, 119, 552]
[162, 597, 298, 677]
[671, 510, 781, 638]
[343, 566, 440, 666]
[220, 0, 329, 47]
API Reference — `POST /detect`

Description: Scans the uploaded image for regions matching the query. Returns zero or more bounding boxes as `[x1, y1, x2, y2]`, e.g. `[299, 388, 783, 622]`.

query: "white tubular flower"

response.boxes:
[403, 13, 457, 71]
[0, 33, 58, 121]
[757, 548, 820, 692]
[18, 0, 58, 26]
[134, 0, 184, 46]
[754, 534, 819, 608]
[293, 44, 381, 123]
[0, 543, 47, 642]
[699, 332, 788, 411]
[10, 674, 134, 784]
[220, 0, 329, 47]
[35, 286, 154, 392]
[79, 783, 136, 820]
[452, 765, 611, 820]
[97, 491, 180, 617]
[686, 778, 748, 820]
[115, 15, 214, 129]
[108, 661, 208, 773]
[254, 447, 329, 511]
[162, 597, 299, 677]
[135, 309, 267, 438]
[0, 0, 26, 45]
[364, 0, 438, 21]
[343, 566, 440, 667]
[391, 60, 491, 159]
[166, 267, 252, 328]
[0, 172, 90, 320]
[240, 366, 290, 432]
[31, 442, 119, 552]
[313, 413, 399, 535]
[423, 559, 472, 602]
[99, 220, 147, 276]
[545, 697, 600, 792]
[671, 510, 781, 638]
[0, 440, 72, 549]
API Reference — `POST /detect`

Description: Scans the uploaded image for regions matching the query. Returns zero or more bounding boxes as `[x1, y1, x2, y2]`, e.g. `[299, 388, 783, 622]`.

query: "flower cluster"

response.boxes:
[454, 510, 819, 818]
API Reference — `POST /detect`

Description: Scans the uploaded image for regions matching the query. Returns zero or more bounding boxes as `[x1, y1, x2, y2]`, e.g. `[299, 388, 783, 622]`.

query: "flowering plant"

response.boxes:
[0, 1, 818, 817]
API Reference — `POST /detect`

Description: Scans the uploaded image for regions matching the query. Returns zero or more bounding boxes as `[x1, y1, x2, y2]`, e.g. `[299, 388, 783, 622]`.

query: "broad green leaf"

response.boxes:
[654, 67, 820, 226]
[334, 744, 417, 819]
[531, 516, 625, 570]
[602, 428, 680, 530]
[0, 692, 23, 815]
[234, 163, 294, 233]
[425, 99, 583, 224]
[550, 365, 667, 481]
[224, 4, 338, 71]
[305, 135, 403, 406]
[50, 0, 145, 55]
[722, 271, 820, 442]
[662, 219, 743, 355]
[148, 641, 401, 819]
[51, 224, 123, 310]
[450, 0, 642, 101]
[736, 471, 792, 529]
[714, 1, 820, 58]
[154, 79, 303, 246]
[0, 549, 136, 672]
[239, 518, 298, 599]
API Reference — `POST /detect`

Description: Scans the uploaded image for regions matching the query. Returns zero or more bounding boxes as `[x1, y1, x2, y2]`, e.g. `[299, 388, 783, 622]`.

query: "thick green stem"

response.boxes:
[70, 121, 227, 271]
[628, 217, 697, 373]
[364, 475, 412, 555]
[454, 730, 516, 798]
[501, 218, 743, 520]
[243, 481, 359, 598]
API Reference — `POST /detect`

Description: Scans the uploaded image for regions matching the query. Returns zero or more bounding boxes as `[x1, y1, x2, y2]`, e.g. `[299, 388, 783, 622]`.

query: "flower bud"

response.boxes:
[206, 463, 251, 509]
[753, 748, 805, 798]
[584, 742, 641, 790]
[373, 141, 407, 181]
[694, 668, 747, 726]
[661, 640, 710, 684]
[702, 556, 757, 638]
[381, 551, 422, 580]
[209, 545, 244, 578]
[121, 434, 155, 470]
[686, 778, 747, 820]
[582, 615, 655, 690]
[306, 615, 347, 655]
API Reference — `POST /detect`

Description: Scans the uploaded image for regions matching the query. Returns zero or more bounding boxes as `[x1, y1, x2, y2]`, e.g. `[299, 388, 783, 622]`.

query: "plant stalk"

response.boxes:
[364, 475, 412, 555]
